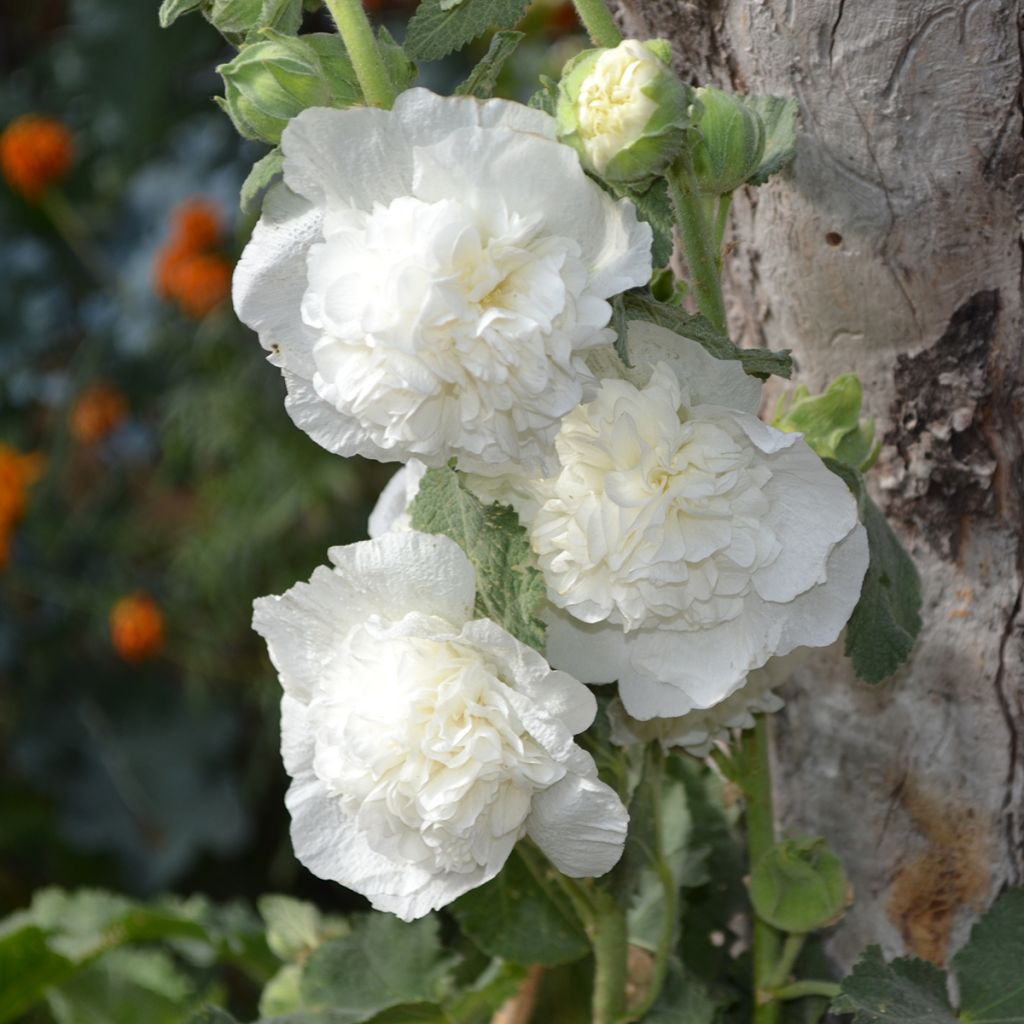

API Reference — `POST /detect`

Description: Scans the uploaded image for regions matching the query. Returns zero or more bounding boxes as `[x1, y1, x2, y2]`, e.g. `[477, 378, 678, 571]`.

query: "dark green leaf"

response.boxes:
[451, 852, 589, 966]
[241, 150, 284, 214]
[644, 961, 722, 1023]
[409, 466, 546, 652]
[301, 914, 449, 1017]
[954, 887, 1024, 1023]
[743, 96, 798, 187]
[831, 946, 956, 1024]
[455, 31, 523, 97]
[611, 294, 631, 367]
[620, 293, 793, 380]
[622, 178, 675, 268]
[826, 462, 922, 684]
[0, 925, 77, 1024]
[158, 0, 204, 27]
[405, 0, 531, 62]
[445, 960, 529, 1023]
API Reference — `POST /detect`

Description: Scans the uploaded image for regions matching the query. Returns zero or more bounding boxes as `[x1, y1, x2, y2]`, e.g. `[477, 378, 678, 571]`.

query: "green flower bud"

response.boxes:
[690, 85, 767, 195]
[217, 30, 362, 144]
[773, 374, 879, 471]
[749, 837, 851, 934]
[556, 39, 693, 185]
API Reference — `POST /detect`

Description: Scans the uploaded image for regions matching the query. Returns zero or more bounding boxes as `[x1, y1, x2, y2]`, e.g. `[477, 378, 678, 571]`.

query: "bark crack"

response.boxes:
[828, 0, 847, 68]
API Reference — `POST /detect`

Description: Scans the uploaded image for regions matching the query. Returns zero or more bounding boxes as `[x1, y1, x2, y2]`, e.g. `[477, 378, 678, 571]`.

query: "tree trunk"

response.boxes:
[613, 0, 1024, 969]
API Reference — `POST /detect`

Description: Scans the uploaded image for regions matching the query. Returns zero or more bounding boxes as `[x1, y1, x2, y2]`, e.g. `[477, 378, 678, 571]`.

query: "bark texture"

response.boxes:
[613, 0, 1024, 969]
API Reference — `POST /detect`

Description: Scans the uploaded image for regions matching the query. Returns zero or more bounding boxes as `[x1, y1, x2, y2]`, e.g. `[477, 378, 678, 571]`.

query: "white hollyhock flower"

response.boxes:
[606, 651, 807, 757]
[466, 322, 869, 720]
[252, 531, 628, 921]
[233, 88, 652, 477]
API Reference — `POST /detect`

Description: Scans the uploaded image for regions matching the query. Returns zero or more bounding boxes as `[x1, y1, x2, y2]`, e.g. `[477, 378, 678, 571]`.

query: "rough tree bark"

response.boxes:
[612, 0, 1024, 969]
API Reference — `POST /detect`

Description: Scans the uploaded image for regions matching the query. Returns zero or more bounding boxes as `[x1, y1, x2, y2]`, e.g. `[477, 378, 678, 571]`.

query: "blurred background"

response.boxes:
[0, 0, 586, 927]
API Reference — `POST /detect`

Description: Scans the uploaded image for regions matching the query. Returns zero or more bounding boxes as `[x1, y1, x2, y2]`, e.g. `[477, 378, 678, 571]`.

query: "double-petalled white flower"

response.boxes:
[463, 322, 869, 720]
[234, 88, 652, 477]
[253, 531, 628, 921]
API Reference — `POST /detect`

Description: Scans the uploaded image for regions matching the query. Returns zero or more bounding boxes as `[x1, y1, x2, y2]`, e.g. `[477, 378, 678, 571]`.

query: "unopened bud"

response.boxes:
[691, 85, 766, 195]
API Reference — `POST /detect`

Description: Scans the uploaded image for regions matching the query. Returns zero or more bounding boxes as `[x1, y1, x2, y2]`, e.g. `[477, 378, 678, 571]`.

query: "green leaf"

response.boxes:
[259, 895, 337, 962]
[451, 852, 589, 966]
[831, 946, 956, 1024]
[241, 149, 284, 214]
[260, 963, 304, 1015]
[743, 96, 798, 186]
[404, 0, 531, 62]
[158, 0, 204, 27]
[208, 0, 263, 35]
[377, 27, 418, 93]
[445, 960, 529, 1023]
[364, 1005, 451, 1023]
[258, 0, 305, 35]
[621, 178, 675, 268]
[620, 292, 793, 380]
[409, 466, 546, 652]
[825, 462, 922, 684]
[954, 887, 1024, 1023]
[528, 75, 558, 115]
[0, 925, 77, 1024]
[643, 961, 722, 1023]
[300, 914, 450, 1018]
[455, 31, 523, 98]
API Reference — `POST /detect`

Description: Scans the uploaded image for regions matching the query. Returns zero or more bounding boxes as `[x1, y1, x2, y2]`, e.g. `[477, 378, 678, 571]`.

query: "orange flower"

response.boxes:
[70, 383, 128, 445]
[173, 198, 222, 252]
[110, 593, 165, 663]
[0, 444, 45, 569]
[0, 115, 75, 201]
[168, 253, 233, 318]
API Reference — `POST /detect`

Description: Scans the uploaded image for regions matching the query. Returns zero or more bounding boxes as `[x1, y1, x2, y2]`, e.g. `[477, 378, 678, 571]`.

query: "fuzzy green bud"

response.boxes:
[690, 85, 766, 195]
[773, 374, 879, 471]
[217, 30, 362, 144]
[749, 837, 851, 934]
[556, 39, 692, 185]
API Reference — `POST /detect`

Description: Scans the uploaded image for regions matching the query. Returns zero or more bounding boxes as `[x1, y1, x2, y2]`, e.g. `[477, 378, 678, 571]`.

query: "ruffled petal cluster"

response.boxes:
[234, 88, 652, 477]
[253, 531, 628, 920]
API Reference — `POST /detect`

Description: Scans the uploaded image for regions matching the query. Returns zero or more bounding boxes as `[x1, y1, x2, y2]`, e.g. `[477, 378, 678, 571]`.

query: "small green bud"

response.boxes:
[556, 39, 693, 185]
[217, 30, 362, 144]
[690, 86, 766, 195]
[773, 374, 879, 471]
[749, 836, 851, 934]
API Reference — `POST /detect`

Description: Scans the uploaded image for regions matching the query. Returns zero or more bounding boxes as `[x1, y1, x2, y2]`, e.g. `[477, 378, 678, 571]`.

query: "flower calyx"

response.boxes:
[689, 85, 767, 196]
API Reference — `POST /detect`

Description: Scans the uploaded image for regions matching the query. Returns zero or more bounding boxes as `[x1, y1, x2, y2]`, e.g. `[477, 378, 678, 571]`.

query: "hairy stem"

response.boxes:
[738, 715, 781, 1024]
[764, 932, 806, 991]
[667, 151, 728, 333]
[324, 0, 395, 108]
[770, 980, 841, 1001]
[571, 0, 622, 48]
[589, 886, 628, 1024]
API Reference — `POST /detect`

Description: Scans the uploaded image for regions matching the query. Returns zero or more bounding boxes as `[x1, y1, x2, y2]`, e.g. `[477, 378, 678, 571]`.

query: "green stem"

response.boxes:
[764, 932, 805, 991]
[713, 192, 733, 258]
[570, 0, 622, 47]
[667, 150, 728, 334]
[769, 980, 841, 1001]
[324, 0, 396, 108]
[589, 886, 628, 1024]
[738, 715, 781, 1024]
[40, 190, 114, 285]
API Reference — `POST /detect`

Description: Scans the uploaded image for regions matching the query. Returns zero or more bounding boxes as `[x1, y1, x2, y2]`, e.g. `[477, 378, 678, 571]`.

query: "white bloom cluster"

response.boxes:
[255, 532, 627, 920]
[234, 88, 651, 477]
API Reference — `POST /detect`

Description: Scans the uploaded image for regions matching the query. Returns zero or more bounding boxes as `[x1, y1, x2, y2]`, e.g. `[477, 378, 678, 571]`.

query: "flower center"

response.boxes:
[529, 366, 782, 630]
[309, 616, 563, 873]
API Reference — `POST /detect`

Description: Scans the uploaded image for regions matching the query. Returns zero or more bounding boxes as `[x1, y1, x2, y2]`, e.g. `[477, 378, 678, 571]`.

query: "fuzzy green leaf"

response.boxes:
[377, 26, 418, 93]
[240, 149, 283, 213]
[405, 0, 531, 62]
[622, 178, 675, 268]
[644, 961, 721, 1023]
[451, 852, 589, 966]
[826, 462, 922, 683]
[158, 0, 204, 27]
[744, 95, 798, 186]
[620, 292, 793, 380]
[455, 31, 523, 97]
[301, 914, 449, 1018]
[409, 466, 546, 652]
[954, 887, 1024, 1023]
[831, 946, 956, 1024]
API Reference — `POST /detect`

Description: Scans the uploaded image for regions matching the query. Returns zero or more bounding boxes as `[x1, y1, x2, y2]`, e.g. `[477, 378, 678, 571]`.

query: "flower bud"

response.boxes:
[556, 39, 692, 184]
[217, 31, 361, 144]
[110, 593, 166, 663]
[749, 837, 850, 933]
[690, 85, 766, 195]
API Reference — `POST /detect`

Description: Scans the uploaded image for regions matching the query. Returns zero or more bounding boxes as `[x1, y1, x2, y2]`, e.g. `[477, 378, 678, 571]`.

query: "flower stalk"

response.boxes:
[588, 886, 628, 1024]
[570, 0, 622, 49]
[323, 0, 396, 109]
[667, 149, 728, 334]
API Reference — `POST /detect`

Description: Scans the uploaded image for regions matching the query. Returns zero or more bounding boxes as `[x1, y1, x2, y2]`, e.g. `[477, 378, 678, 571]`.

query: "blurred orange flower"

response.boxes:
[70, 383, 128, 445]
[0, 115, 75, 201]
[110, 593, 166, 663]
[0, 444, 45, 569]
[153, 197, 232, 318]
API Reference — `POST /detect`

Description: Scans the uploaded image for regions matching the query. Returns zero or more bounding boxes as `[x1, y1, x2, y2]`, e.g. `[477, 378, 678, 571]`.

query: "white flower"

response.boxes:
[607, 650, 807, 757]
[233, 88, 652, 477]
[466, 322, 869, 720]
[252, 531, 629, 921]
